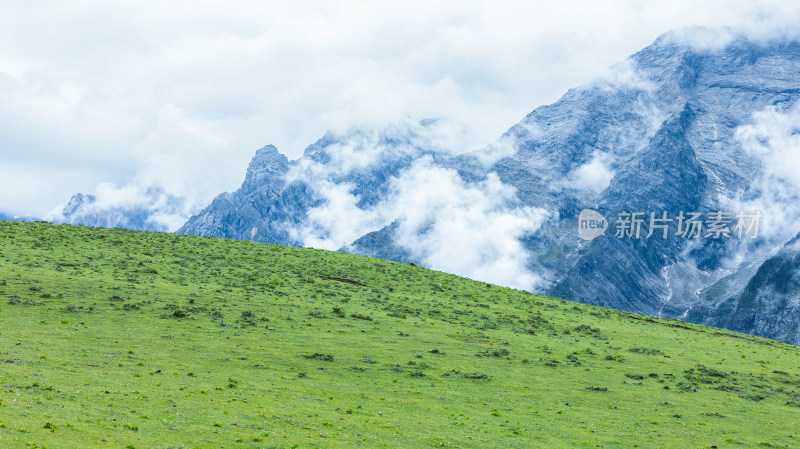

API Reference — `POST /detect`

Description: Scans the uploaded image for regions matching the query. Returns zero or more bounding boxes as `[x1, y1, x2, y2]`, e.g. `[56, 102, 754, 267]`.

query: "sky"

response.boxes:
[1, 0, 799, 219]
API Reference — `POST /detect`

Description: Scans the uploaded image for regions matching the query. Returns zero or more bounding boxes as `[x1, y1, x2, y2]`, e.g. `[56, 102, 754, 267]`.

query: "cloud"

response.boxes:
[724, 103, 800, 249]
[472, 133, 522, 167]
[44, 103, 249, 231]
[286, 121, 433, 182]
[388, 157, 549, 291]
[289, 129, 549, 290]
[601, 59, 661, 93]
[568, 151, 616, 194]
[289, 180, 387, 251]
[285, 119, 454, 250]
[2, 1, 800, 218]
[658, 26, 739, 53]
[660, 15, 800, 51]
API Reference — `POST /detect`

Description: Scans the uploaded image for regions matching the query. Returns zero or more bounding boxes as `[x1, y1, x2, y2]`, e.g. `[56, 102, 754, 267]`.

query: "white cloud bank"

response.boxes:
[285, 122, 548, 291]
[388, 158, 548, 291]
[3, 1, 800, 218]
[568, 151, 616, 194]
[727, 104, 800, 249]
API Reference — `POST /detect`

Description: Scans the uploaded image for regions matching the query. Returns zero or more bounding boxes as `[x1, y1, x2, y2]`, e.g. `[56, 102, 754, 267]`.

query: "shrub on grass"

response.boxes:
[308, 310, 328, 319]
[629, 347, 667, 357]
[304, 353, 335, 362]
[573, 324, 606, 339]
[477, 348, 510, 358]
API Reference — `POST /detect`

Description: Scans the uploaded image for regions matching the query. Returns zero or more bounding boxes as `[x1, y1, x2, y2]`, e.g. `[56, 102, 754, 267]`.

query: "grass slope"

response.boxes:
[0, 221, 799, 449]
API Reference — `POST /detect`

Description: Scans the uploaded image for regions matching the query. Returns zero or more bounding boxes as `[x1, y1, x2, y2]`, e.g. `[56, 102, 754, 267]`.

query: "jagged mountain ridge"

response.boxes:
[59, 27, 800, 344]
[180, 29, 800, 343]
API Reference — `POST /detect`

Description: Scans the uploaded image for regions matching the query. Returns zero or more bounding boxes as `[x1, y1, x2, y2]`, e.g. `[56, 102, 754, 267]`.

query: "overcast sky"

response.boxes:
[1, 0, 798, 218]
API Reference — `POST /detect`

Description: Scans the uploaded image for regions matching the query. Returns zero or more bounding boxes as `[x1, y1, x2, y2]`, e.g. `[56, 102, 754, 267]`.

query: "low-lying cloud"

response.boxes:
[284, 121, 548, 291]
[388, 158, 548, 291]
[568, 151, 616, 194]
[725, 103, 800, 250]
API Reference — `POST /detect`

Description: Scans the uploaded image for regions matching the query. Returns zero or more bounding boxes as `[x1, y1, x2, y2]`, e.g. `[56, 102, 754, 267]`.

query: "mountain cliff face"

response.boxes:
[67, 27, 800, 344]
[178, 145, 295, 242]
[692, 233, 800, 344]
[179, 123, 456, 248]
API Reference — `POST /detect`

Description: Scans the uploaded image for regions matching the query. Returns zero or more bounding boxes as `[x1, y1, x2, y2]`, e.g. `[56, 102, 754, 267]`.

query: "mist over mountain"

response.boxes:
[0, 212, 36, 222]
[53, 187, 191, 232]
[56, 27, 800, 344]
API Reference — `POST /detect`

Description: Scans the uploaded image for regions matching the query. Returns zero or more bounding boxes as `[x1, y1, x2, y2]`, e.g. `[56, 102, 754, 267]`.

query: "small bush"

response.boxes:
[478, 348, 510, 358]
[573, 324, 606, 339]
[629, 347, 667, 357]
[308, 310, 328, 319]
[304, 353, 335, 362]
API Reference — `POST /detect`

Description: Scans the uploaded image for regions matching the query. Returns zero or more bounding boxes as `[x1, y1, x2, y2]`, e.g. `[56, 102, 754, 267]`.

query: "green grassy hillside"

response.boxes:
[0, 221, 799, 448]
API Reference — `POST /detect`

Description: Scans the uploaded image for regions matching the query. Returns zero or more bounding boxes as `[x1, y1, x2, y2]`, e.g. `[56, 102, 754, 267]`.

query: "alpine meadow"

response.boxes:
[3, 4, 800, 447]
[1, 221, 798, 448]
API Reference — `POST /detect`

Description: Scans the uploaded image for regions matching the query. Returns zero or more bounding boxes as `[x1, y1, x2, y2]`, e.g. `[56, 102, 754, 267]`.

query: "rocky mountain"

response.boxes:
[65, 27, 800, 344]
[179, 120, 471, 252]
[691, 232, 800, 344]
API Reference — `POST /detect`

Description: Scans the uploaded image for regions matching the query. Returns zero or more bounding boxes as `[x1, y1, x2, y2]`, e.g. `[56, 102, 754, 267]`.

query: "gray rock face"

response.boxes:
[177, 125, 449, 246]
[179, 145, 298, 243]
[482, 32, 800, 343]
[549, 105, 710, 314]
[75, 27, 800, 344]
[690, 233, 800, 344]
